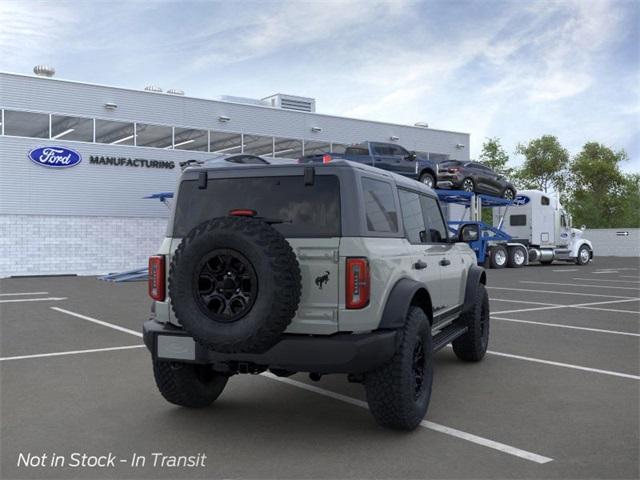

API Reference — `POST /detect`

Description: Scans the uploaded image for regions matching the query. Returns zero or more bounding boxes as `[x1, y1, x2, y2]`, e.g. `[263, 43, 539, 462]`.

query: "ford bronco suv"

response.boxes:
[143, 160, 489, 430]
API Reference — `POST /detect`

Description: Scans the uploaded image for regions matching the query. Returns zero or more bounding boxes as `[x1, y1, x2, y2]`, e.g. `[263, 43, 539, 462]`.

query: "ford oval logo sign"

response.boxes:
[28, 146, 82, 168]
[513, 195, 530, 206]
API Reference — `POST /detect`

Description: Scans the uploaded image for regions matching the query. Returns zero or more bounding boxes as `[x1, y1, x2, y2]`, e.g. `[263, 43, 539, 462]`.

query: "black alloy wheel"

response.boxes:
[194, 249, 258, 323]
[412, 337, 426, 399]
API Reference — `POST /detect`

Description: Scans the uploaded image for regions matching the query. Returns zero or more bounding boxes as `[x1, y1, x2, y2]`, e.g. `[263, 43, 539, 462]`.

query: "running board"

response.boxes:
[432, 324, 468, 352]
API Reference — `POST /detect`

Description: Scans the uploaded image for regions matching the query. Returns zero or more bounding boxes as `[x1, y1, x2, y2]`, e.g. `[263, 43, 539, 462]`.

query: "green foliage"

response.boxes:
[515, 135, 569, 193]
[565, 143, 638, 228]
[479, 137, 512, 175]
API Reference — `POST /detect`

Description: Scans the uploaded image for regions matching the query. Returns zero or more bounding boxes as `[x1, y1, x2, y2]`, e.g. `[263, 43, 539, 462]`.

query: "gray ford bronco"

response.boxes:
[143, 160, 489, 430]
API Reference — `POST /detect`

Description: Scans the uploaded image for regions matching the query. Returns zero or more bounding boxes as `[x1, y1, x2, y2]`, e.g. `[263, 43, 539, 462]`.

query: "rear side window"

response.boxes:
[361, 178, 398, 233]
[510, 214, 527, 226]
[345, 147, 369, 156]
[173, 175, 340, 238]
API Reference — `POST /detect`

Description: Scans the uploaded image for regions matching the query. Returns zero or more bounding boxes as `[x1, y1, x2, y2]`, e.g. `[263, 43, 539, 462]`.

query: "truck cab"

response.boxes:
[494, 190, 593, 265]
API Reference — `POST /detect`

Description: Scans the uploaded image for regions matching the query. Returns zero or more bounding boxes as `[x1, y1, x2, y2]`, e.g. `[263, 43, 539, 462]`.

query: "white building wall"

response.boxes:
[584, 228, 640, 257]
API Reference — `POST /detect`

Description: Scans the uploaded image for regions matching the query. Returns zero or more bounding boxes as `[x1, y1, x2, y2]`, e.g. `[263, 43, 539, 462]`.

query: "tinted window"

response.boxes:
[420, 195, 448, 243]
[345, 147, 369, 156]
[173, 175, 340, 238]
[361, 178, 398, 233]
[510, 214, 527, 226]
[372, 144, 393, 155]
[541, 196, 550, 206]
[399, 190, 426, 243]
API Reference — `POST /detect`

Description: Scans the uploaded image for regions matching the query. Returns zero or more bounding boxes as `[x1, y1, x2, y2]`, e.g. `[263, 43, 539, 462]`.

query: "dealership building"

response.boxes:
[0, 69, 470, 278]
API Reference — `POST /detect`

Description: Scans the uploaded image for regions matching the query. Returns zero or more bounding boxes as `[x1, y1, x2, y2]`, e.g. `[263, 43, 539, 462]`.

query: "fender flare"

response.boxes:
[462, 265, 486, 314]
[378, 278, 432, 330]
[418, 167, 437, 180]
[571, 238, 594, 258]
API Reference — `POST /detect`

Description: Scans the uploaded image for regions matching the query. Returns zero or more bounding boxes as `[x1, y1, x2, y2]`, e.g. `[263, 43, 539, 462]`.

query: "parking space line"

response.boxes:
[488, 287, 637, 299]
[621, 275, 640, 279]
[572, 278, 640, 284]
[492, 298, 563, 307]
[520, 281, 640, 291]
[261, 372, 553, 464]
[0, 297, 67, 303]
[551, 269, 579, 272]
[0, 345, 144, 362]
[493, 297, 640, 315]
[0, 291, 49, 296]
[485, 350, 640, 380]
[492, 316, 640, 337]
[51, 307, 143, 338]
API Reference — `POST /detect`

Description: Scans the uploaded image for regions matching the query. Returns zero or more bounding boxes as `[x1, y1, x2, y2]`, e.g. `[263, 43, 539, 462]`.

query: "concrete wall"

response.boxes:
[584, 228, 640, 257]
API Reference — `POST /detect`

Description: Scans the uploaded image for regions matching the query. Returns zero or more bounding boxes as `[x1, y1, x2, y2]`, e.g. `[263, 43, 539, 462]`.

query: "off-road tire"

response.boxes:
[419, 172, 436, 189]
[153, 360, 228, 408]
[364, 306, 433, 431]
[576, 245, 591, 265]
[489, 245, 508, 269]
[452, 283, 489, 362]
[507, 245, 526, 268]
[169, 217, 301, 353]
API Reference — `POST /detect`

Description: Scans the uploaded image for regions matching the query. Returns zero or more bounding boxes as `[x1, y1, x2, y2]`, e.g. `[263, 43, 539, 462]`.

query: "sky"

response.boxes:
[1, 0, 638, 172]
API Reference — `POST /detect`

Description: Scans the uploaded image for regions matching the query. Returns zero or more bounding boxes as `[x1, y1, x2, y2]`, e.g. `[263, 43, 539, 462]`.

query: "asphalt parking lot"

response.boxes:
[1, 256, 638, 479]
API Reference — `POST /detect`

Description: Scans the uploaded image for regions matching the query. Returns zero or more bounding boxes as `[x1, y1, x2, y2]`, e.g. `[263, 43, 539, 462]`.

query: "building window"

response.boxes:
[273, 137, 303, 159]
[173, 127, 208, 151]
[3, 110, 49, 138]
[429, 153, 450, 163]
[331, 143, 347, 154]
[243, 134, 274, 156]
[135, 123, 173, 148]
[361, 177, 398, 233]
[95, 119, 135, 145]
[210, 131, 243, 154]
[303, 140, 331, 156]
[51, 114, 93, 142]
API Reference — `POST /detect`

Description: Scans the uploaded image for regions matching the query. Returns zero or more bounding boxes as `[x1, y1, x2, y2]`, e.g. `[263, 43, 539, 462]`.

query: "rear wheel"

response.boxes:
[462, 178, 475, 192]
[364, 306, 433, 430]
[419, 172, 435, 189]
[507, 246, 526, 268]
[153, 360, 228, 408]
[453, 284, 489, 361]
[489, 245, 508, 269]
[503, 188, 516, 201]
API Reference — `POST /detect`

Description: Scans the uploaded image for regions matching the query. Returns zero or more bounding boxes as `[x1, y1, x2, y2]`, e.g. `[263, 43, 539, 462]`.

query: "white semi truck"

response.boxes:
[493, 190, 593, 266]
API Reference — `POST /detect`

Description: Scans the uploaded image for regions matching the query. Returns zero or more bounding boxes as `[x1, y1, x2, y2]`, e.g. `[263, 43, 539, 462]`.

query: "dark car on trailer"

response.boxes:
[437, 160, 516, 200]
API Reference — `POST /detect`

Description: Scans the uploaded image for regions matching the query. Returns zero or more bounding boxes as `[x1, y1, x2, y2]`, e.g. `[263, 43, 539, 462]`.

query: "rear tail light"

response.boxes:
[346, 257, 369, 309]
[322, 154, 332, 164]
[448, 167, 460, 173]
[229, 209, 257, 217]
[148, 255, 166, 301]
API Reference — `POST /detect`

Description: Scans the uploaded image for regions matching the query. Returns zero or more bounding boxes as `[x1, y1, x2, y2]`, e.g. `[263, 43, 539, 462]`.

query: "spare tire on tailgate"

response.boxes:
[169, 216, 301, 353]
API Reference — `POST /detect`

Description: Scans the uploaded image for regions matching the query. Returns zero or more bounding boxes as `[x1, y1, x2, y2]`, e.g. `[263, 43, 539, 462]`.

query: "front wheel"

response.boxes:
[419, 172, 435, 189]
[503, 188, 516, 201]
[364, 306, 433, 430]
[153, 360, 228, 408]
[461, 178, 475, 192]
[576, 245, 591, 265]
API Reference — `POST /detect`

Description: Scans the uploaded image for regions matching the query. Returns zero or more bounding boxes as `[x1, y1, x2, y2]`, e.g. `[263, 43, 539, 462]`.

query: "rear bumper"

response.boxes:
[143, 319, 397, 374]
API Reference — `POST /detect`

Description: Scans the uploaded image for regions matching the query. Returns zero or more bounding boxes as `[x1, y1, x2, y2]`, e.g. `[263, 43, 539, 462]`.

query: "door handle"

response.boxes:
[413, 260, 427, 270]
[440, 258, 451, 266]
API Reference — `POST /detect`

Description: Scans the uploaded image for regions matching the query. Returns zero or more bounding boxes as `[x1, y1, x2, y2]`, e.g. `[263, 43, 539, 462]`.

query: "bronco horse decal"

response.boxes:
[315, 271, 330, 290]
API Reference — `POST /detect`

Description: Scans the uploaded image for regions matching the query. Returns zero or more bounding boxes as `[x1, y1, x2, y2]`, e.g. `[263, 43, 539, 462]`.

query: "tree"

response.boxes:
[479, 137, 512, 175]
[565, 142, 638, 228]
[515, 135, 569, 193]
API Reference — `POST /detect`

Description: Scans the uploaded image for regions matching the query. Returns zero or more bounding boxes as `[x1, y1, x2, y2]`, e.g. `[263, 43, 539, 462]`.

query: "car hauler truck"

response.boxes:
[440, 189, 594, 268]
[493, 190, 593, 266]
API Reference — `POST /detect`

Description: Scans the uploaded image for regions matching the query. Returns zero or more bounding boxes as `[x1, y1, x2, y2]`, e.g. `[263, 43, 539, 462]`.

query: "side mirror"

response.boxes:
[458, 224, 480, 242]
[406, 151, 417, 161]
[581, 225, 586, 231]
